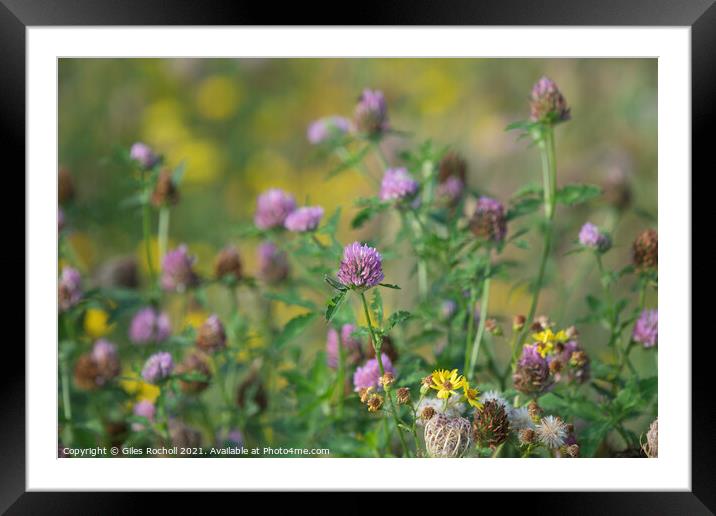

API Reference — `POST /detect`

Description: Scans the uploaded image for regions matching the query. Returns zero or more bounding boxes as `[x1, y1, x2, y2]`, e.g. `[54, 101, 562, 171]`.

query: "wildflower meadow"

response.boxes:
[58, 59, 657, 458]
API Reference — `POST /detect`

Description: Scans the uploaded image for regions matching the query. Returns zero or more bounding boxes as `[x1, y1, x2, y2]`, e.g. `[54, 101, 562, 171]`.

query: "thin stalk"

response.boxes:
[60, 315, 74, 422]
[359, 291, 410, 456]
[158, 206, 170, 265]
[408, 210, 429, 300]
[519, 126, 557, 344]
[468, 252, 492, 379]
[142, 195, 156, 284]
[464, 287, 478, 374]
[336, 334, 345, 418]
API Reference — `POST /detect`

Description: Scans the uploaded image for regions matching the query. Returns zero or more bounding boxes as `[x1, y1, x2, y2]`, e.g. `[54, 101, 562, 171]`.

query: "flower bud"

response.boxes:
[513, 315, 526, 331]
[196, 314, 227, 353]
[420, 374, 433, 395]
[469, 196, 507, 243]
[472, 400, 510, 449]
[633, 229, 658, 271]
[176, 351, 212, 394]
[485, 318, 503, 337]
[379, 371, 395, 389]
[130, 142, 160, 170]
[58, 167, 75, 204]
[396, 387, 411, 405]
[438, 150, 467, 183]
[152, 168, 179, 207]
[528, 400, 543, 422]
[214, 245, 243, 282]
[421, 406, 436, 422]
[366, 393, 384, 412]
[354, 89, 389, 136]
[529, 76, 571, 125]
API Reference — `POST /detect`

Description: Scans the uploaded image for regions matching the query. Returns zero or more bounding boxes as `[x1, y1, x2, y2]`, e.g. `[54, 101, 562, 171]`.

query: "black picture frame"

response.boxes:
[3, 0, 710, 511]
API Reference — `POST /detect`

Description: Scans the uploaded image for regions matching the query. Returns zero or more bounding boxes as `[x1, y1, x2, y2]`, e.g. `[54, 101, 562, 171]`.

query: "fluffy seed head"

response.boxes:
[424, 415, 472, 458]
[536, 415, 568, 449]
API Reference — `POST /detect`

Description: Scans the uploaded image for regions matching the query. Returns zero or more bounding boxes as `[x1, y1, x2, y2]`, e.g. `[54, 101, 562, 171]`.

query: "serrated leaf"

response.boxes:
[556, 184, 602, 206]
[325, 290, 348, 322]
[324, 275, 347, 291]
[386, 310, 412, 330]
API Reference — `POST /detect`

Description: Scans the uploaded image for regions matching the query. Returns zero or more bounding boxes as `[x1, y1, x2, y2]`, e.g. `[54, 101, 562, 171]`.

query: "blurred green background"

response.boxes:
[59, 58, 657, 371]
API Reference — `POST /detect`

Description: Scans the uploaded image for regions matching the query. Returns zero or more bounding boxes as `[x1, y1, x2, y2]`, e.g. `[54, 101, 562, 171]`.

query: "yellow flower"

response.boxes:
[84, 307, 114, 338]
[119, 369, 160, 403]
[430, 369, 466, 399]
[532, 328, 569, 358]
[462, 382, 483, 409]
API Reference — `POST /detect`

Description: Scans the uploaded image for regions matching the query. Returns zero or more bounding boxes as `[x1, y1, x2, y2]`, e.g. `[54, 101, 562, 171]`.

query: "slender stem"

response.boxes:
[468, 252, 492, 379]
[142, 192, 156, 284]
[158, 206, 170, 265]
[336, 333, 345, 418]
[463, 287, 477, 373]
[408, 210, 429, 300]
[60, 315, 74, 422]
[519, 126, 557, 344]
[359, 291, 409, 456]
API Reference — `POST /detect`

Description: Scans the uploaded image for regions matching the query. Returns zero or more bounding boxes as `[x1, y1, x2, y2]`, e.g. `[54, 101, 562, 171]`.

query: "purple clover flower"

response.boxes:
[513, 344, 553, 395]
[161, 244, 198, 292]
[337, 242, 384, 290]
[579, 222, 611, 252]
[470, 196, 507, 243]
[284, 206, 324, 233]
[307, 116, 351, 144]
[129, 307, 171, 344]
[437, 176, 465, 206]
[58, 266, 82, 312]
[253, 189, 297, 230]
[257, 241, 290, 284]
[132, 400, 156, 431]
[326, 324, 363, 369]
[354, 89, 389, 135]
[91, 339, 118, 367]
[633, 309, 658, 348]
[529, 76, 571, 124]
[380, 167, 420, 204]
[141, 351, 174, 384]
[129, 142, 160, 169]
[353, 353, 395, 392]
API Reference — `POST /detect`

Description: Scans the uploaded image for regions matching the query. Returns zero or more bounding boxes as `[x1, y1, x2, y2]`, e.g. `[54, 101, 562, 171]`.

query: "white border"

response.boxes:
[28, 27, 690, 490]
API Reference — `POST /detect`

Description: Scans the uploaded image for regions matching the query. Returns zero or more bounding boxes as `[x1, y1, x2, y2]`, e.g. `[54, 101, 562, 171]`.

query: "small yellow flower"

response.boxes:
[532, 328, 569, 358]
[84, 307, 114, 338]
[430, 369, 466, 399]
[462, 382, 483, 409]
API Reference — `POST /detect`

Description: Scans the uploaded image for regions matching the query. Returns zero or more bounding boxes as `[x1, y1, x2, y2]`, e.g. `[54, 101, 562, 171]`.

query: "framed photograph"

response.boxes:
[5, 0, 710, 509]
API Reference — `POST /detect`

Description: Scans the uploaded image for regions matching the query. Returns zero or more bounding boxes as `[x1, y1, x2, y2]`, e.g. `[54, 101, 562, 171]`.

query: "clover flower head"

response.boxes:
[196, 314, 227, 353]
[470, 196, 507, 242]
[58, 266, 82, 312]
[257, 241, 290, 284]
[438, 150, 468, 183]
[161, 244, 198, 292]
[633, 228, 658, 270]
[214, 245, 243, 281]
[130, 142, 160, 169]
[513, 344, 553, 395]
[353, 353, 394, 392]
[579, 222, 611, 252]
[326, 323, 363, 369]
[141, 351, 174, 384]
[473, 399, 510, 448]
[307, 116, 351, 144]
[254, 188, 297, 230]
[437, 175, 465, 206]
[529, 76, 571, 124]
[132, 400, 156, 431]
[284, 206, 324, 233]
[354, 88, 389, 135]
[633, 309, 658, 348]
[536, 415, 568, 449]
[129, 307, 171, 344]
[430, 368, 467, 400]
[337, 242, 384, 290]
[380, 167, 420, 203]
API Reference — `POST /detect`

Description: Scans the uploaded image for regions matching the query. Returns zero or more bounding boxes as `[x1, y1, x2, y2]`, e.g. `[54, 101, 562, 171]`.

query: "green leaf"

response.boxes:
[275, 312, 317, 348]
[379, 283, 401, 290]
[555, 184, 602, 206]
[325, 290, 348, 322]
[324, 275, 347, 291]
[386, 310, 412, 330]
[371, 289, 384, 327]
[507, 197, 542, 221]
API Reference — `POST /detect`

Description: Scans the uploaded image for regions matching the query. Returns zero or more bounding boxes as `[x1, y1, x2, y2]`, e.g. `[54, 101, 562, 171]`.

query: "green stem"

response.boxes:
[359, 291, 409, 456]
[464, 287, 478, 373]
[142, 193, 156, 284]
[158, 206, 170, 265]
[336, 332, 345, 418]
[468, 252, 492, 379]
[519, 126, 557, 344]
[408, 210, 429, 301]
[60, 315, 74, 422]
